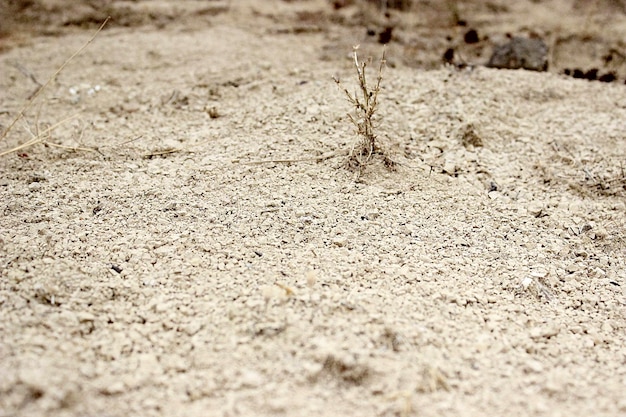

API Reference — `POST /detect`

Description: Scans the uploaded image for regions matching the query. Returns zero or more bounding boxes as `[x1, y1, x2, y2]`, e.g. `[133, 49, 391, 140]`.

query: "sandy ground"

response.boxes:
[1, 1, 626, 416]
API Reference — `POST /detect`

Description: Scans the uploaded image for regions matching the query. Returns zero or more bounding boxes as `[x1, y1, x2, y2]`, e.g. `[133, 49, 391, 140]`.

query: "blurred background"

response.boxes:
[1, 0, 625, 81]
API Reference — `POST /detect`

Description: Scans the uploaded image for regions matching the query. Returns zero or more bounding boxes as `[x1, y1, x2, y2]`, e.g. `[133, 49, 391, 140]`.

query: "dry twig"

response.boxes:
[0, 17, 109, 156]
[333, 45, 394, 176]
[237, 150, 348, 165]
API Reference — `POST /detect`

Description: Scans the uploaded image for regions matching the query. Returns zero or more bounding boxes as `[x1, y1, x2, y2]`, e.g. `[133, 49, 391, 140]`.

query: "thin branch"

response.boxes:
[0, 17, 110, 143]
[238, 150, 348, 165]
[0, 113, 79, 157]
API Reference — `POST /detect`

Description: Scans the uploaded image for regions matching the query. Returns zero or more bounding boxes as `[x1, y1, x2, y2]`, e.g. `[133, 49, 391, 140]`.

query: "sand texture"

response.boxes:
[1, 1, 626, 416]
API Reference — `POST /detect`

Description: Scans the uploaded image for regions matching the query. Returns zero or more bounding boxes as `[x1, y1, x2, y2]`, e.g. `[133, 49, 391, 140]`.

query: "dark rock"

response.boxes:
[384, 0, 412, 11]
[442, 47, 454, 64]
[487, 37, 548, 71]
[598, 72, 617, 82]
[584, 68, 598, 80]
[464, 29, 479, 44]
[378, 26, 393, 44]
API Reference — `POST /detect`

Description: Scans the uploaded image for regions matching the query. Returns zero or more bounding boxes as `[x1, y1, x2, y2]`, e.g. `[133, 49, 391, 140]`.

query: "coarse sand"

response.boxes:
[1, 1, 625, 416]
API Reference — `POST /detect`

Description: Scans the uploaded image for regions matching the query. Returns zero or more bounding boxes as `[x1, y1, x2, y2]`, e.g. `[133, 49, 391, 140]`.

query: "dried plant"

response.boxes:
[333, 46, 394, 176]
[0, 18, 109, 157]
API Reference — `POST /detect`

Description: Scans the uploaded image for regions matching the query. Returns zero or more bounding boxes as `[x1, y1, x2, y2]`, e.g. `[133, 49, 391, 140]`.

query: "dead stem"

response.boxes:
[0, 17, 110, 156]
[333, 45, 392, 176]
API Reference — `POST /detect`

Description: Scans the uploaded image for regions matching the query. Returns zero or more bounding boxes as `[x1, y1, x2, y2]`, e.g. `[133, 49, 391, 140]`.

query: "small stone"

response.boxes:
[181, 321, 203, 336]
[601, 322, 613, 333]
[239, 369, 264, 388]
[442, 160, 457, 175]
[302, 360, 324, 377]
[306, 270, 317, 288]
[488, 191, 500, 200]
[154, 302, 169, 313]
[98, 378, 125, 395]
[530, 325, 560, 340]
[528, 202, 545, 218]
[592, 226, 608, 240]
[28, 182, 42, 192]
[18, 368, 47, 392]
[161, 354, 188, 372]
[524, 359, 544, 373]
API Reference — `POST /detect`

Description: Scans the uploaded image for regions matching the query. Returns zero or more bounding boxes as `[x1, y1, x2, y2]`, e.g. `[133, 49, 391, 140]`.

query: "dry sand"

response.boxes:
[1, 1, 626, 416]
